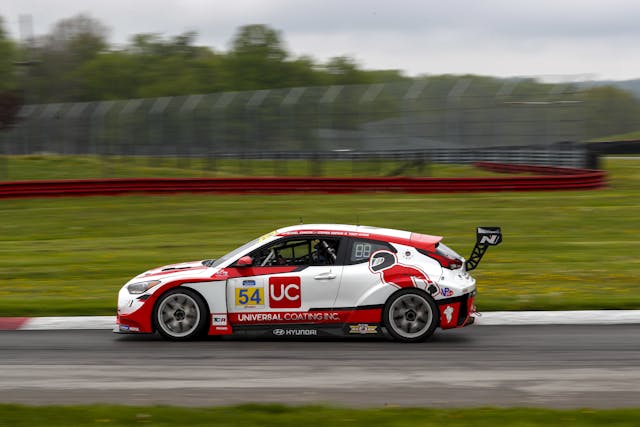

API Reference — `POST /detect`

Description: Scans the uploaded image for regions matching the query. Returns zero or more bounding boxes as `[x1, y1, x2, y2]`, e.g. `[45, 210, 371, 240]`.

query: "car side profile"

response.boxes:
[115, 224, 501, 342]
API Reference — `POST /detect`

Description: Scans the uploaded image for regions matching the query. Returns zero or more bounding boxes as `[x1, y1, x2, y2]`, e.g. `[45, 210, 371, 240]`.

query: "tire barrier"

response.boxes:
[0, 163, 607, 199]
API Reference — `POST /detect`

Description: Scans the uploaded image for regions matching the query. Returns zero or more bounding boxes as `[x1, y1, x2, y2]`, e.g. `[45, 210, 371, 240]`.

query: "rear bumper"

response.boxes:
[437, 292, 476, 329]
[464, 314, 475, 326]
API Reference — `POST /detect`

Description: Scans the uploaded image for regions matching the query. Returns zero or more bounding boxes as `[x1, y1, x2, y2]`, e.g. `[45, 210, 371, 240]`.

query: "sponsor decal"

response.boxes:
[211, 314, 228, 326]
[272, 328, 318, 336]
[349, 324, 378, 335]
[441, 287, 454, 297]
[444, 306, 454, 323]
[242, 280, 256, 286]
[119, 324, 130, 331]
[370, 251, 396, 272]
[280, 230, 370, 238]
[119, 324, 139, 332]
[229, 308, 383, 325]
[235, 287, 264, 307]
[439, 302, 460, 329]
[369, 250, 435, 290]
[269, 276, 301, 309]
[259, 230, 277, 242]
[211, 269, 230, 280]
[235, 312, 340, 323]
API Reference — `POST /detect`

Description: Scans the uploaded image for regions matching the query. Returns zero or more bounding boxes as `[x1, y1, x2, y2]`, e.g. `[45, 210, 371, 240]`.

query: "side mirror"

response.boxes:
[236, 256, 253, 267]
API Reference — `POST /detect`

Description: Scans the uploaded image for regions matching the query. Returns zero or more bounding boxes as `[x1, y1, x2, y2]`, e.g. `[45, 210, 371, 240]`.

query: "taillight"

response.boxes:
[433, 253, 463, 270]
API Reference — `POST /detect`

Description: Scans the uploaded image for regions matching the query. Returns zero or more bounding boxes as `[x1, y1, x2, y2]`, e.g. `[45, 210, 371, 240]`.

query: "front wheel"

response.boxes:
[383, 289, 439, 343]
[154, 288, 208, 340]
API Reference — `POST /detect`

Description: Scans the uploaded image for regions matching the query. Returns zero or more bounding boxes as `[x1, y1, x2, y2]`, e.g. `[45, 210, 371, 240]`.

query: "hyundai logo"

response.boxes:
[273, 329, 285, 336]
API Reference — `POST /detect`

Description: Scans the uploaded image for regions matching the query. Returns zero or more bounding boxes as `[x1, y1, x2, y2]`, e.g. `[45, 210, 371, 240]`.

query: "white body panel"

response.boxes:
[116, 223, 488, 338]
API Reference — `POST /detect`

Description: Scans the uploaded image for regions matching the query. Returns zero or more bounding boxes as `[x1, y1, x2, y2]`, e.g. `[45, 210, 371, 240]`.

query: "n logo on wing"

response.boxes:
[479, 234, 500, 245]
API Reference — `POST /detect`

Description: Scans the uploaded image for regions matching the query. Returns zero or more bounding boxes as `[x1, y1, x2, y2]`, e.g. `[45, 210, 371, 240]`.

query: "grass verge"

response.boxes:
[0, 155, 506, 180]
[0, 158, 637, 316]
[1, 404, 640, 427]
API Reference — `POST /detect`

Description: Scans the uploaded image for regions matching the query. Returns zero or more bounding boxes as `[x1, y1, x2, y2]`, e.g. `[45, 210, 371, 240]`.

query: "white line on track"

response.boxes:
[475, 310, 640, 325]
[2, 310, 640, 330]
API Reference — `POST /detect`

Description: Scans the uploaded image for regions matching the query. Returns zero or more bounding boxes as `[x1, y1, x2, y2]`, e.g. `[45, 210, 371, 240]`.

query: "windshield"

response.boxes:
[207, 236, 262, 268]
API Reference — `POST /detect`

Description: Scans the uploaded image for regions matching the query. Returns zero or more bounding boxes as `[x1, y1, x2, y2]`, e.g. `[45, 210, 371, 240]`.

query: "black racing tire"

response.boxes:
[153, 288, 209, 341]
[383, 288, 439, 343]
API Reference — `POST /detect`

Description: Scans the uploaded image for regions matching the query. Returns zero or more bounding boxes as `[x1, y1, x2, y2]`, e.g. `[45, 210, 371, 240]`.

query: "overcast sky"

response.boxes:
[3, 0, 639, 81]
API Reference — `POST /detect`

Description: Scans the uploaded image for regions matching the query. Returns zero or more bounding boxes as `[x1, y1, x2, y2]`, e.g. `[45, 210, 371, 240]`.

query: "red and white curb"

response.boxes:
[1, 311, 640, 331]
[0, 316, 115, 330]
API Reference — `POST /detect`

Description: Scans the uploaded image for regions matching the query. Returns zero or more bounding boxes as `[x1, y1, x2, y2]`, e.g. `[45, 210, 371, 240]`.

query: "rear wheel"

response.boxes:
[383, 289, 438, 343]
[154, 288, 208, 340]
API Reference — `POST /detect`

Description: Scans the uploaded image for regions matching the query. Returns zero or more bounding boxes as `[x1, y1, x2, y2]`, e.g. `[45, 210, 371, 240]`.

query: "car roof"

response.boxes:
[275, 224, 442, 252]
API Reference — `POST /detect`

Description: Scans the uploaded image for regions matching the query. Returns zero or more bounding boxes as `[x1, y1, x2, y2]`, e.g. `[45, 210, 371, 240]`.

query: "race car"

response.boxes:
[115, 224, 501, 342]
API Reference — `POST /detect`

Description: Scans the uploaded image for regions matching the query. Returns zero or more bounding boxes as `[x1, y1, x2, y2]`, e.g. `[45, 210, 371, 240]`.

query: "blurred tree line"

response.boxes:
[1, 14, 639, 140]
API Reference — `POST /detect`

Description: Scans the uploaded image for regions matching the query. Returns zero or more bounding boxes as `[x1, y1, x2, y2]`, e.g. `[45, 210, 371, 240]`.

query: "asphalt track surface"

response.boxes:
[1, 325, 639, 408]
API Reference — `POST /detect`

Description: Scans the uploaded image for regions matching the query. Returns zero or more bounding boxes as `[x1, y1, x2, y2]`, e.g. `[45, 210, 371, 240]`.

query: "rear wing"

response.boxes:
[465, 227, 502, 271]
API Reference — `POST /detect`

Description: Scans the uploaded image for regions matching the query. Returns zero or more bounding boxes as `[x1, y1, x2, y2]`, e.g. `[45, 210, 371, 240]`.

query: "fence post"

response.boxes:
[403, 79, 428, 148]
[245, 90, 270, 175]
[40, 103, 63, 154]
[495, 80, 519, 147]
[91, 100, 116, 176]
[446, 78, 472, 146]
[319, 85, 343, 152]
[120, 99, 144, 158]
[65, 102, 90, 155]
[210, 92, 237, 174]
[149, 96, 171, 167]
[282, 87, 306, 175]
[179, 94, 203, 170]
[404, 80, 429, 175]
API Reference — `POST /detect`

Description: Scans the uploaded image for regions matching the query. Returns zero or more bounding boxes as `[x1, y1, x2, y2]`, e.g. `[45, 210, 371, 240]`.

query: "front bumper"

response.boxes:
[115, 286, 156, 334]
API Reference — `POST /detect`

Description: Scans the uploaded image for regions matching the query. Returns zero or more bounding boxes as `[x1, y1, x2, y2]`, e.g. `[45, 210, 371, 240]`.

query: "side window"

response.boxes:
[310, 238, 340, 266]
[349, 239, 395, 264]
[248, 237, 340, 267]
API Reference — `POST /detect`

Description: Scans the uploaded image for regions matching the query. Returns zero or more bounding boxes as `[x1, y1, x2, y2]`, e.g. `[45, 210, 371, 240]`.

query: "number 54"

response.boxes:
[236, 288, 264, 306]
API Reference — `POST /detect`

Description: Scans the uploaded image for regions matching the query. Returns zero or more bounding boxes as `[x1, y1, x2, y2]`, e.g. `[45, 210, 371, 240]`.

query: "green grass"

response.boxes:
[588, 130, 640, 142]
[0, 158, 638, 316]
[1, 404, 639, 427]
[0, 154, 506, 180]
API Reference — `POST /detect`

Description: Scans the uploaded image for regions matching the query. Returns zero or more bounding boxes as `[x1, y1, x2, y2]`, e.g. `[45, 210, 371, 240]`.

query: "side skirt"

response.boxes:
[231, 323, 383, 339]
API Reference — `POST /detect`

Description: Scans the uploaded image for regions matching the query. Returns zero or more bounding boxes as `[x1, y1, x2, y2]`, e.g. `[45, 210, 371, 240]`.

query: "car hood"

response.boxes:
[135, 260, 214, 281]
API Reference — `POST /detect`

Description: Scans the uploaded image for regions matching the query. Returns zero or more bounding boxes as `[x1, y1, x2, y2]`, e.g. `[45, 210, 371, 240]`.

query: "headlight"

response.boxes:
[127, 280, 161, 294]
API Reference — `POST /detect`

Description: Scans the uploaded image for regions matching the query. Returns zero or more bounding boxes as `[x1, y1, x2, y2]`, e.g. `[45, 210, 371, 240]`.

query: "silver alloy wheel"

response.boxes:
[157, 293, 202, 338]
[387, 293, 434, 339]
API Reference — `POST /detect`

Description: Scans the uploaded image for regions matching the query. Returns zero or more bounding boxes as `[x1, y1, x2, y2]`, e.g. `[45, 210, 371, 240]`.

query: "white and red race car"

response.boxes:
[115, 224, 501, 342]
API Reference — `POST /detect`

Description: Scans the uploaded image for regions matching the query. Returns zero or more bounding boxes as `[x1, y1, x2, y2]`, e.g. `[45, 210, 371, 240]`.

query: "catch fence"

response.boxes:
[4, 79, 585, 153]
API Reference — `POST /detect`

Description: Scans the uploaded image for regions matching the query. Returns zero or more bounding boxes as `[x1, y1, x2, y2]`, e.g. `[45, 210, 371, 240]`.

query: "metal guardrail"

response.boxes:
[202, 147, 589, 168]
